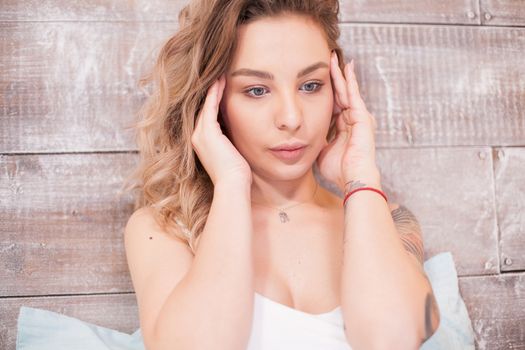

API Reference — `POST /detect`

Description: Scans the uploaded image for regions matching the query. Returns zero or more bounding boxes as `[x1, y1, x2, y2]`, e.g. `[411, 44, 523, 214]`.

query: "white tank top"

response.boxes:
[175, 218, 351, 349]
[246, 292, 352, 349]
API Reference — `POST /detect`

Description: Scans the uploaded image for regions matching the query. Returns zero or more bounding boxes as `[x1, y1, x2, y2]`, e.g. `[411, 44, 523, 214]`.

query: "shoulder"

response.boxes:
[125, 206, 158, 232]
[124, 206, 190, 251]
[125, 206, 183, 237]
[123, 206, 194, 347]
[124, 207, 161, 243]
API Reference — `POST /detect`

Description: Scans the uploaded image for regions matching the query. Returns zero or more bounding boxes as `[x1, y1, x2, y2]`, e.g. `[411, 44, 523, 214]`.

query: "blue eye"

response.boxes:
[301, 81, 323, 92]
[245, 86, 268, 97]
[243, 81, 324, 98]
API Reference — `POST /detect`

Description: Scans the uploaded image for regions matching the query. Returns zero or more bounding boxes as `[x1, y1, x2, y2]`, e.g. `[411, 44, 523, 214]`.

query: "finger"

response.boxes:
[344, 60, 368, 112]
[331, 66, 343, 110]
[340, 61, 371, 129]
[195, 79, 219, 130]
[335, 111, 349, 133]
[334, 94, 344, 115]
[333, 102, 342, 116]
[202, 78, 222, 125]
[330, 51, 350, 108]
[216, 73, 226, 106]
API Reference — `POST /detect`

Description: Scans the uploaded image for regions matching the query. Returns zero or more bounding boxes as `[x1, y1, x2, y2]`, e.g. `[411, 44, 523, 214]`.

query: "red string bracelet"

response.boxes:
[343, 187, 388, 207]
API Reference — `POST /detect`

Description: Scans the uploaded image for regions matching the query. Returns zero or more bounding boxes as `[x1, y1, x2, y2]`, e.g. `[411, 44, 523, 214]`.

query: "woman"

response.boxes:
[123, 0, 441, 349]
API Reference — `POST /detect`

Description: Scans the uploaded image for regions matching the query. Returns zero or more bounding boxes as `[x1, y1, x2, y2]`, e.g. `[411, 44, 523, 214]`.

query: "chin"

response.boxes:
[254, 156, 315, 181]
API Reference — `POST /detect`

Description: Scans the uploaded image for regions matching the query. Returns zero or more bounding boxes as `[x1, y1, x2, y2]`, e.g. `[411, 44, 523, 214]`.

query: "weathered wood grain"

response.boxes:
[0, 0, 185, 21]
[480, 0, 525, 26]
[1, 147, 498, 296]
[0, 21, 176, 153]
[493, 147, 525, 272]
[2, 22, 524, 153]
[340, 23, 525, 147]
[0, 153, 138, 296]
[0, 293, 140, 350]
[1, 1, 524, 348]
[0, 0, 482, 25]
[2, 274, 524, 350]
[340, 0, 480, 25]
[375, 146, 499, 276]
[459, 273, 525, 350]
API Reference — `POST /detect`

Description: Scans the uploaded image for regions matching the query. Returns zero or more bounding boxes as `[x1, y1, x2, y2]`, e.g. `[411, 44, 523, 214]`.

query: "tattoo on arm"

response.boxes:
[422, 291, 441, 343]
[390, 204, 425, 265]
[390, 204, 440, 343]
[341, 196, 440, 341]
[344, 179, 367, 193]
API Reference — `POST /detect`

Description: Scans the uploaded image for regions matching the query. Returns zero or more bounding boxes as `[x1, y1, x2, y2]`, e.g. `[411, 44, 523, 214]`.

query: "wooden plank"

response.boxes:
[459, 273, 525, 350]
[0, 21, 176, 153]
[493, 147, 525, 272]
[0, 0, 482, 25]
[0, 148, 517, 348]
[1, 147, 499, 295]
[0, 293, 139, 350]
[339, 23, 525, 147]
[2, 275, 524, 350]
[480, 0, 525, 26]
[2, 23, 524, 153]
[374, 147, 499, 276]
[0, 0, 184, 21]
[0, 153, 138, 296]
[340, 0, 480, 25]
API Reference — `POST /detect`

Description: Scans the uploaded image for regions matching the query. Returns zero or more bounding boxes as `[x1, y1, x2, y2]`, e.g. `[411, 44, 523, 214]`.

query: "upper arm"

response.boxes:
[124, 207, 194, 348]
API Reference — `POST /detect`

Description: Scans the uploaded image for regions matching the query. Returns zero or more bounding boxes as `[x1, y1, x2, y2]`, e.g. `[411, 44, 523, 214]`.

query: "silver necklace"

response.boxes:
[251, 182, 319, 223]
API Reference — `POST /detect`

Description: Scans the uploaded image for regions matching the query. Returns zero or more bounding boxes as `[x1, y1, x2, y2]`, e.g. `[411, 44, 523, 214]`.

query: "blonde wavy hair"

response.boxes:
[121, 0, 346, 255]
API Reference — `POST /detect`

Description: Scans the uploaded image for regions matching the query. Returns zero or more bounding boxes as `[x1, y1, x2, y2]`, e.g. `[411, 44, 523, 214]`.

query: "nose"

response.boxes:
[274, 90, 303, 131]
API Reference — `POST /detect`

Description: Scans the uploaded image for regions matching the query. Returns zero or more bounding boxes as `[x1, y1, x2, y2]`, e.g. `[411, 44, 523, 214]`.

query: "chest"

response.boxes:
[251, 208, 344, 314]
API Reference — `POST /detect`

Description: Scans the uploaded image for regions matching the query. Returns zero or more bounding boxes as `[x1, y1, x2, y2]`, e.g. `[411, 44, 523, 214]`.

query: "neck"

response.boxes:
[250, 167, 318, 208]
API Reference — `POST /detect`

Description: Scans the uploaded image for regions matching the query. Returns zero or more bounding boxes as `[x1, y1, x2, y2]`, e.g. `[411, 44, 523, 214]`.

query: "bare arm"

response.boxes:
[389, 202, 441, 346]
[340, 174, 440, 350]
[124, 179, 254, 350]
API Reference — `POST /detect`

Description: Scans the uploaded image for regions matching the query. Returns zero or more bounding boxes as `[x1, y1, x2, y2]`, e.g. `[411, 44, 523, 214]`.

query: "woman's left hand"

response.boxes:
[316, 51, 381, 193]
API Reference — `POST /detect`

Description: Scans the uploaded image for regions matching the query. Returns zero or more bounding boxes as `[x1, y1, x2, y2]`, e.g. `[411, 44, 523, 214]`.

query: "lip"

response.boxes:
[269, 144, 307, 162]
[269, 142, 307, 151]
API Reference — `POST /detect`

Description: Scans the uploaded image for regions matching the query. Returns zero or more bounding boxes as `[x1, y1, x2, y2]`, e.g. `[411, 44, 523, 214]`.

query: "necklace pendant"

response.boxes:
[278, 210, 290, 223]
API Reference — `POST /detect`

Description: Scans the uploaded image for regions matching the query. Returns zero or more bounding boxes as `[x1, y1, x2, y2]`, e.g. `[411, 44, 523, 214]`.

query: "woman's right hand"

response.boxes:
[191, 74, 252, 186]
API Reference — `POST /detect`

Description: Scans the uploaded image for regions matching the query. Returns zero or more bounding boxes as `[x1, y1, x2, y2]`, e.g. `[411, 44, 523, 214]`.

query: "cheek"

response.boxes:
[220, 93, 245, 134]
[308, 91, 335, 148]
[221, 97, 262, 147]
[312, 89, 334, 128]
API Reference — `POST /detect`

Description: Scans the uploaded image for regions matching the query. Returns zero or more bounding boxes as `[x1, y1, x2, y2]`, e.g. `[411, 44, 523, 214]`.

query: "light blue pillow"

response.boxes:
[420, 252, 476, 349]
[16, 307, 145, 350]
[17, 252, 475, 349]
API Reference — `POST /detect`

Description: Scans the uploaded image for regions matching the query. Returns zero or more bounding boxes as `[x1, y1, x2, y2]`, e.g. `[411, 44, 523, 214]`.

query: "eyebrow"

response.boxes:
[230, 61, 328, 80]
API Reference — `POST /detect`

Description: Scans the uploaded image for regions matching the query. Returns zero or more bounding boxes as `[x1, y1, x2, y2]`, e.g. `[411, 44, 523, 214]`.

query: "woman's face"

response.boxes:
[220, 13, 334, 181]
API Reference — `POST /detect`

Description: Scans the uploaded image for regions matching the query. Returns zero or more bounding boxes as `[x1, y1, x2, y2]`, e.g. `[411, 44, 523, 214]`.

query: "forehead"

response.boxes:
[230, 14, 330, 70]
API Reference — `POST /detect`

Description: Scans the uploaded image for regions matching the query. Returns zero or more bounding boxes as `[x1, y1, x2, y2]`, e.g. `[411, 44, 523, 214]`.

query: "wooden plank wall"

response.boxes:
[1, 1, 524, 349]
